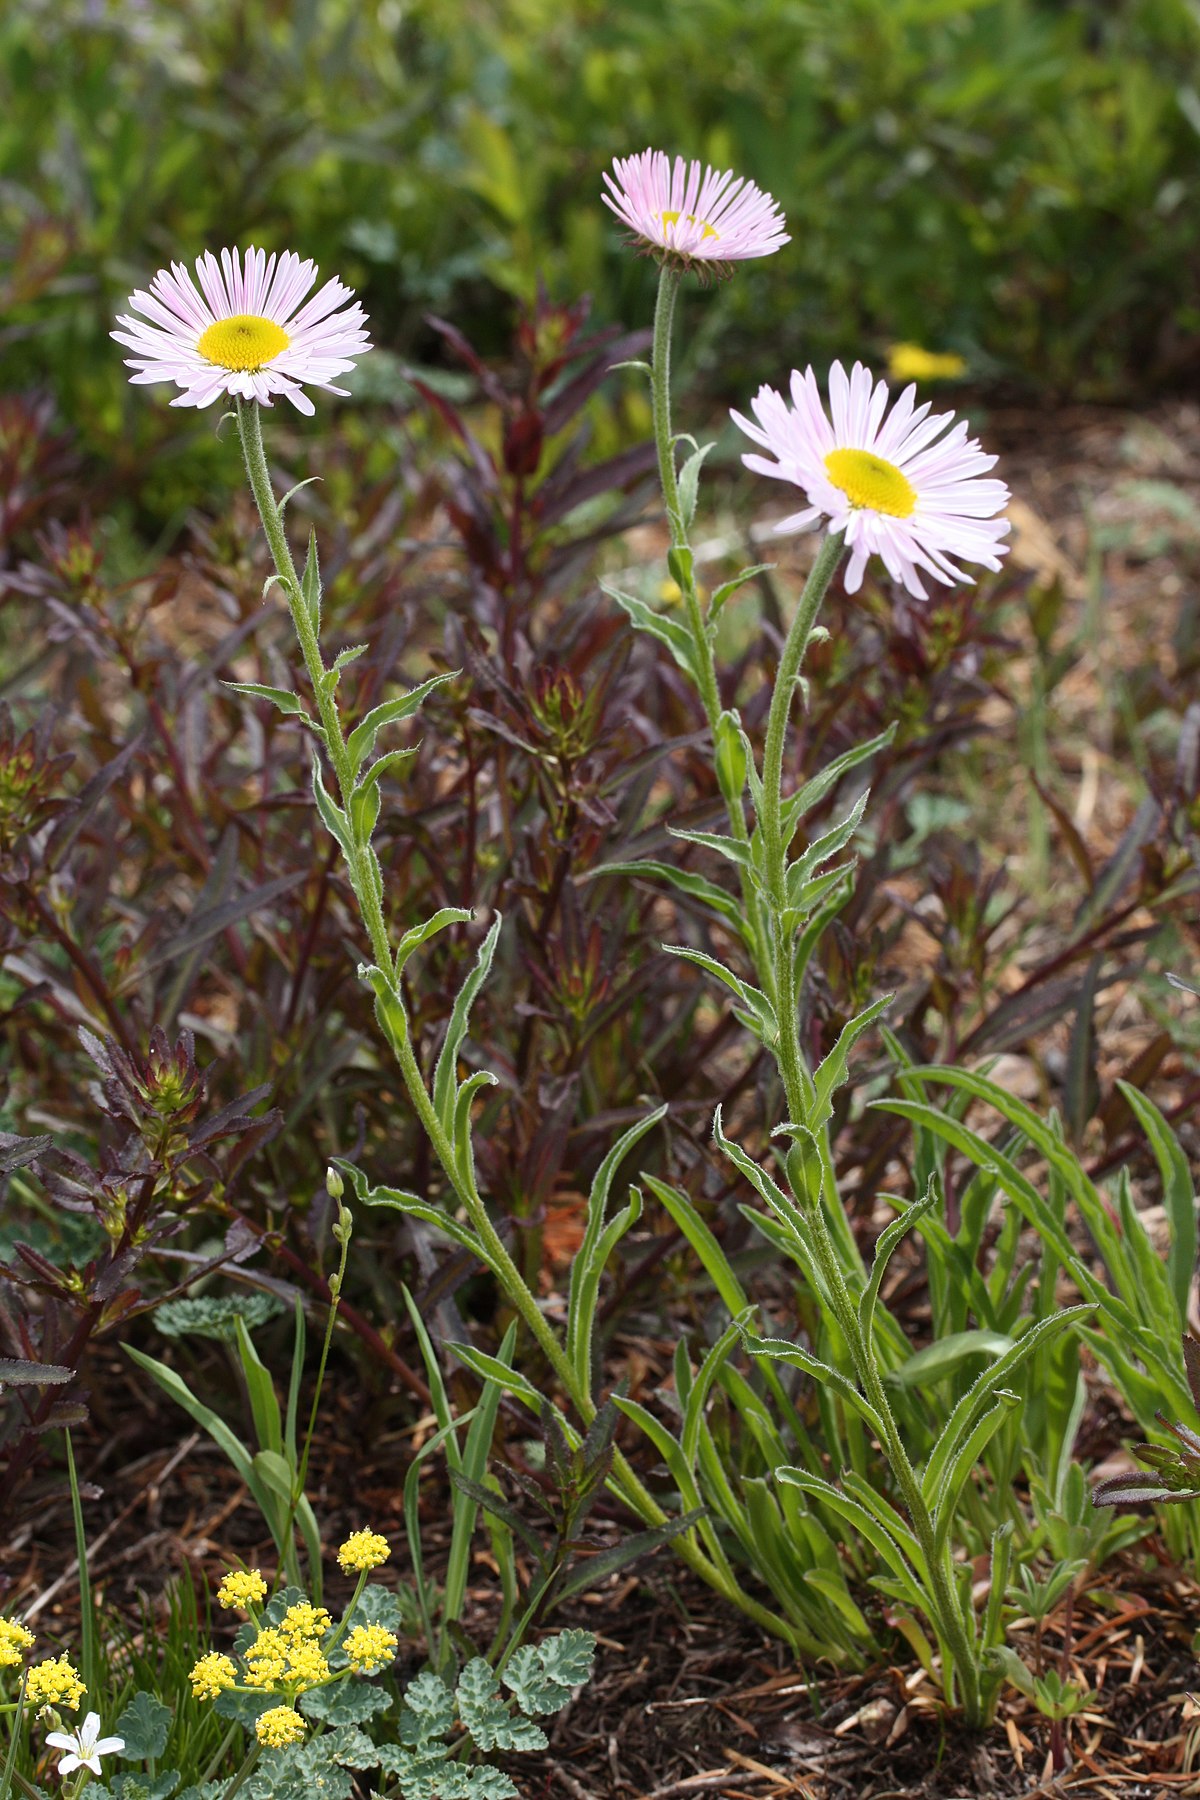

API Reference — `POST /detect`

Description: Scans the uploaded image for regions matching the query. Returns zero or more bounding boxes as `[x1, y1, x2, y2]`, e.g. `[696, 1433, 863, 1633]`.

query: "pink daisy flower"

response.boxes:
[732, 361, 1011, 599]
[602, 149, 789, 270]
[112, 247, 371, 416]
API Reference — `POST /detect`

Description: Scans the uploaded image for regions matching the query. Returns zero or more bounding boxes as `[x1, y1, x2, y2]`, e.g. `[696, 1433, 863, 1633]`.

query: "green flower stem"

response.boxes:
[752, 528, 983, 1715]
[63, 1432, 97, 1705]
[758, 529, 845, 1122]
[235, 400, 803, 1653]
[220, 1744, 260, 1800]
[649, 264, 768, 972]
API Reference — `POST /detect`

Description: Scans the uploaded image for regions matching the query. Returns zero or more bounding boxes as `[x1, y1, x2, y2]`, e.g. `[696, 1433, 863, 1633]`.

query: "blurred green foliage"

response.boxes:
[3, 0, 1200, 511]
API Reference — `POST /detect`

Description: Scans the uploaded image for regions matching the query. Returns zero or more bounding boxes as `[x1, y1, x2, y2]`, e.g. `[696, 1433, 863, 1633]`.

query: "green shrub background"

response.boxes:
[4, 0, 1200, 501]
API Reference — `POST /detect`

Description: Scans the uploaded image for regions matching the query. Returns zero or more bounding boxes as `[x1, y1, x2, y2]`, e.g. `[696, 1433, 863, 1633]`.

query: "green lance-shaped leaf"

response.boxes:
[393, 905, 474, 980]
[334, 1156, 489, 1264]
[709, 563, 774, 625]
[920, 1305, 1094, 1508]
[778, 726, 897, 837]
[676, 440, 716, 530]
[601, 579, 698, 679]
[567, 1105, 665, 1395]
[776, 1470, 926, 1608]
[221, 681, 313, 723]
[643, 1174, 749, 1320]
[662, 945, 777, 1045]
[300, 527, 321, 632]
[888, 1328, 1016, 1391]
[859, 1180, 939, 1352]
[310, 749, 355, 858]
[668, 825, 755, 870]
[433, 913, 503, 1134]
[586, 859, 746, 935]
[810, 993, 894, 1126]
[931, 1390, 1022, 1554]
[345, 672, 459, 781]
[741, 1330, 889, 1441]
[1117, 1080, 1196, 1324]
[784, 790, 872, 908]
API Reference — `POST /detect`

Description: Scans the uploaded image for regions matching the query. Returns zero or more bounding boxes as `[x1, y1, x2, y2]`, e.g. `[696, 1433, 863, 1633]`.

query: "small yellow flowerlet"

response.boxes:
[0, 1617, 35, 1668]
[279, 1602, 331, 1643]
[336, 1528, 391, 1574]
[189, 1653, 237, 1702]
[886, 343, 968, 384]
[217, 1569, 267, 1611]
[343, 1624, 398, 1675]
[255, 1704, 307, 1749]
[282, 1641, 331, 1692]
[244, 1629, 288, 1689]
[25, 1656, 86, 1712]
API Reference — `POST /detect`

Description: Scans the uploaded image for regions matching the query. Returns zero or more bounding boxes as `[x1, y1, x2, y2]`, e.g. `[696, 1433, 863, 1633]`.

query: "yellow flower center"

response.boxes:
[197, 314, 289, 371]
[661, 210, 719, 243]
[824, 447, 916, 518]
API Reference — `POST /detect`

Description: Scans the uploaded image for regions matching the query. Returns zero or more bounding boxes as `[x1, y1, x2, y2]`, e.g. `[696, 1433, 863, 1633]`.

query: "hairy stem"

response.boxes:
[235, 398, 805, 1652]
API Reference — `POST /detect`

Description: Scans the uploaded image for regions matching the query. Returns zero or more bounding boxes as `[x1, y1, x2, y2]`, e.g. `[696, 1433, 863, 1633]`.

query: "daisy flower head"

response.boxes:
[112, 247, 371, 416]
[732, 360, 1010, 601]
[45, 1712, 124, 1778]
[602, 149, 789, 277]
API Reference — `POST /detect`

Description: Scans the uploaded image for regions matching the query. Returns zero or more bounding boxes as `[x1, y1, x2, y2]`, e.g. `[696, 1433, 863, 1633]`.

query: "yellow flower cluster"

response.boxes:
[254, 1704, 307, 1749]
[243, 1600, 332, 1694]
[885, 342, 968, 384]
[336, 1529, 390, 1574]
[343, 1624, 397, 1675]
[0, 1618, 35, 1669]
[280, 1602, 331, 1643]
[190, 1652, 237, 1701]
[25, 1657, 85, 1712]
[217, 1569, 267, 1611]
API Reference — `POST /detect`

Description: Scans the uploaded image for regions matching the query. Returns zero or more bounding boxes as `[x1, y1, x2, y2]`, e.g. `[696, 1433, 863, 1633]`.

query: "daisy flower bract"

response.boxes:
[112, 247, 371, 416]
[732, 360, 1010, 600]
[602, 149, 789, 271]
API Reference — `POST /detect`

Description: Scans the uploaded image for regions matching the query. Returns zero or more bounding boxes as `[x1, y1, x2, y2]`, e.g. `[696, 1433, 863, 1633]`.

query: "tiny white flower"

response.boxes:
[45, 1711, 125, 1777]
